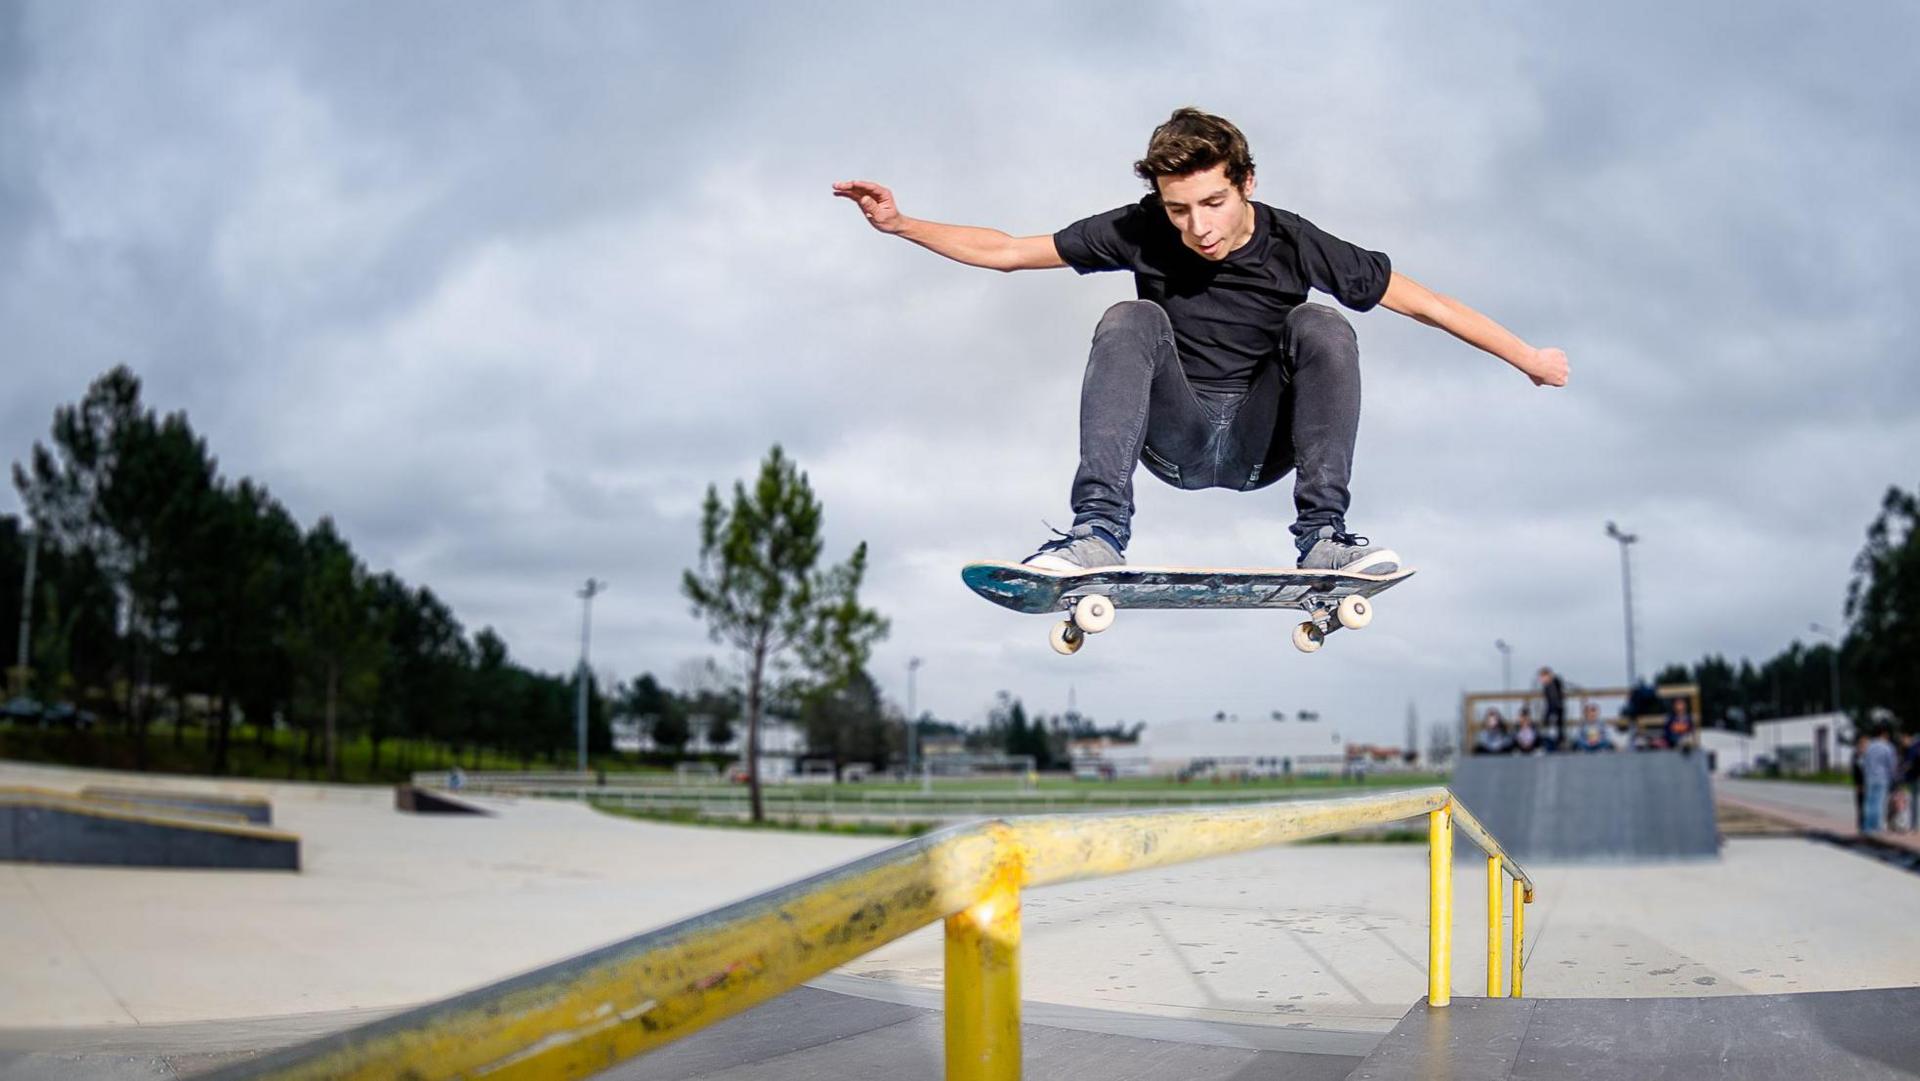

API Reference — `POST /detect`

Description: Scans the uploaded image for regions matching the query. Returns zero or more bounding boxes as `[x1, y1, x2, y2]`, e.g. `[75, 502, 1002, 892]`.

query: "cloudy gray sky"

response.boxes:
[4, 2, 1916, 745]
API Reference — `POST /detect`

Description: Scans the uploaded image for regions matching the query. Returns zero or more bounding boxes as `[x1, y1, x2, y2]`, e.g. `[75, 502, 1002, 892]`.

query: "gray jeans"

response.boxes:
[1070, 300, 1362, 552]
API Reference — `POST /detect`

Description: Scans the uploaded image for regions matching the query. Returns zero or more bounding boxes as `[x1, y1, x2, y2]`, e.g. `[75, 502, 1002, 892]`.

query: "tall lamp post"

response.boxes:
[1809, 623, 1842, 715]
[13, 528, 36, 697]
[1605, 521, 1639, 685]
[576, 578, 605, 774]
[1494, 639, 1512, 695]
[906, 656, 922, 777]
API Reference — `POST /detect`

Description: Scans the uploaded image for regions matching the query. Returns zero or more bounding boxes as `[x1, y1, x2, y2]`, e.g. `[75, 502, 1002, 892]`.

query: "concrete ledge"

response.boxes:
[80, 786, 274, 826]
[0, 788, 300, 871]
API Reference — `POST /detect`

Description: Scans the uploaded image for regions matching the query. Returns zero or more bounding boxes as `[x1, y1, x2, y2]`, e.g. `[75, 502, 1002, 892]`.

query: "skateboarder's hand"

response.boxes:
[1525, 347, 1569, 387]
[833, 180, 907, 234]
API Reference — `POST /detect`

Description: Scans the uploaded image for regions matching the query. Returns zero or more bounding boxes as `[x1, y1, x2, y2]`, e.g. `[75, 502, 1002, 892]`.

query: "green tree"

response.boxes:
[289, 518, 385, 779]
[1847, 485, 1920, 729]
[621, 673, 681, 752]
[682, 445, 887, 821]
[799, 667, 896, 768]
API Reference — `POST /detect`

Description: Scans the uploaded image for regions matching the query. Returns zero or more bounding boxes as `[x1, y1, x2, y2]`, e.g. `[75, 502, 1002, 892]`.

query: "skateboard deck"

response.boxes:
[961, 561, 1415, 655]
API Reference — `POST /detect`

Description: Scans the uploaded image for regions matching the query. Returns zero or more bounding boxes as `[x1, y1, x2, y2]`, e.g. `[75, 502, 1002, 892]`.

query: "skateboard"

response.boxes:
[961, 561, 1416, 656]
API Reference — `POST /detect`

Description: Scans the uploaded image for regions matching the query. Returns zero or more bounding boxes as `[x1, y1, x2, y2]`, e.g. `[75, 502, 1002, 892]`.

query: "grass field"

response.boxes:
[0, 719, 674, 785]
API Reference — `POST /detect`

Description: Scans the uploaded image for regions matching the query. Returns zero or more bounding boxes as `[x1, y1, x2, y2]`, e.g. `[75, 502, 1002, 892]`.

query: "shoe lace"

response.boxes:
[1330, 531, 1371, 548]
[1034, 525, 1076, 553]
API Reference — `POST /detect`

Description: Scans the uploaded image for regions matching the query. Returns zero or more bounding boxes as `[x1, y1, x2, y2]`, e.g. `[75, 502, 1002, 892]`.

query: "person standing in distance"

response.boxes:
[834, 108, 1569, 572]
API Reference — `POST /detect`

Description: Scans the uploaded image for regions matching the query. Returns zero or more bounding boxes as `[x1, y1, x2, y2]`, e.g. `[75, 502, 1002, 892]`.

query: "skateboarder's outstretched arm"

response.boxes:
[833, 180, 1066, 272]
[1380, 271, 1570, 388]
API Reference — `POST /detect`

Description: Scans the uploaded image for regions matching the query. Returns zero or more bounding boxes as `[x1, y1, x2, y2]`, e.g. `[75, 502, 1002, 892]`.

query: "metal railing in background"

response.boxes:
[204, 786, 1532, 1081]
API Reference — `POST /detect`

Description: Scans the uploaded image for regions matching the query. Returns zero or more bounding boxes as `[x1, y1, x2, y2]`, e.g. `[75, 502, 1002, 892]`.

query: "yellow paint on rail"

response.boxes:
[1511, 877, 1526, 998]
[946, 824, 1023, 1081]
[1428, 807, 1453, 1007]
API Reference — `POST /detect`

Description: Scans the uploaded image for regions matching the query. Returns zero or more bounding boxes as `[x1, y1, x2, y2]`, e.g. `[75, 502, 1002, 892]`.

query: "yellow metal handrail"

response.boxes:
[201, 786, 1532, 1081]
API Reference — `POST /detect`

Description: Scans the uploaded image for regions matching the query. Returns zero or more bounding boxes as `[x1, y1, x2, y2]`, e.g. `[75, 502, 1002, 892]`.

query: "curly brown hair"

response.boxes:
[1133, 108, 1255, 190]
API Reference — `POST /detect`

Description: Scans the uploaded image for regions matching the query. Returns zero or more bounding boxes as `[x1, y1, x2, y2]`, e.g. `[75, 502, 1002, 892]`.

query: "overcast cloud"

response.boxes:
[3, 2, 1916, 744]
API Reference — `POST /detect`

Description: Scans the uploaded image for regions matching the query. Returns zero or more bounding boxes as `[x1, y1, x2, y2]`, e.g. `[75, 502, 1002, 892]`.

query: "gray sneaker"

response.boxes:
[1297, 525, 1401, 575]
[1024, 524, 1124, 573]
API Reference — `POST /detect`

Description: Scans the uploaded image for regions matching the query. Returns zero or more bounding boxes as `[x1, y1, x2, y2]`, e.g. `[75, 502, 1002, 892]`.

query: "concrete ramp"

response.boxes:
[1448, 753, 1717, 863]
[0, 788, 299, 871]
[394, 784, 489, 815]
[1351, 987, 1920, 1080]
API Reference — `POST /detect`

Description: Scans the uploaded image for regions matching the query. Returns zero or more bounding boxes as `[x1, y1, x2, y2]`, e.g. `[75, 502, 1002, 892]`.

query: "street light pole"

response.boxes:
[1494, 639, 1512, 696]
[576, 578, 605, 774]
[14, 528, 36, 694]
[1810, 623, 1842, 715]
[906, 657, 922, 777]
[1605, 521, 1639, 685]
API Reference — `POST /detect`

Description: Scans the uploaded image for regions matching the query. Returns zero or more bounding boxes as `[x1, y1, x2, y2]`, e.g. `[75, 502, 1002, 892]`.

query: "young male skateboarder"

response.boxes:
[835, 107, 1569, 574]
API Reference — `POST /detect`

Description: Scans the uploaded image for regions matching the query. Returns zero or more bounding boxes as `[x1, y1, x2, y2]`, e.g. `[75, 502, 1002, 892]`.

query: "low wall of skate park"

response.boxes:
[1448, 751, 1720, 862]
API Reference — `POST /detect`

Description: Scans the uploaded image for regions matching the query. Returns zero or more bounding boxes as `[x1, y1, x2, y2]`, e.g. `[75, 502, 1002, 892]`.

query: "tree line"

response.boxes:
[1654, 484, 1919, 732]
[4, 367, 610, 778]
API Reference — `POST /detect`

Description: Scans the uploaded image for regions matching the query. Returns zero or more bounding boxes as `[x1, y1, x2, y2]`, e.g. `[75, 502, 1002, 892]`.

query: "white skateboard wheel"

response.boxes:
[1050, 621, 1085, 655]
[1292, 622, 1324, 653]
[1337, 594, 1373, 629]
[1073, 594, 1117, 633]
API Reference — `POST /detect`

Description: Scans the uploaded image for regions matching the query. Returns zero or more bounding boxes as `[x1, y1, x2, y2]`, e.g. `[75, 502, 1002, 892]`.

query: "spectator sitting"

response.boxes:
[1664, 698, 1697, 753]
[1571, 722, 1611, 752]
[1512, 716, 1543, 755]
[1474, 710, 1513, 755]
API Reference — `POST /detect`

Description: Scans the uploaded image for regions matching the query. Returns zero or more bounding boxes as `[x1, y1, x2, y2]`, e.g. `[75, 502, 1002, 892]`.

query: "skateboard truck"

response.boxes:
[1049, 593, 1117, 655]
[1289, 593, 1374, 654]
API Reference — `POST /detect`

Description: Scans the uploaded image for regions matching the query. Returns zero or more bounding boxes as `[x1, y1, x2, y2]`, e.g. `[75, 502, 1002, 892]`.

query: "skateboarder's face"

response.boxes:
[1155, 164, 1256, 262]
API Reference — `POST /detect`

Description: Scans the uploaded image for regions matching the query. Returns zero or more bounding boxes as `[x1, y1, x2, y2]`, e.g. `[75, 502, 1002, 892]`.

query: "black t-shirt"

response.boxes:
[1053, 198, 1392, 389]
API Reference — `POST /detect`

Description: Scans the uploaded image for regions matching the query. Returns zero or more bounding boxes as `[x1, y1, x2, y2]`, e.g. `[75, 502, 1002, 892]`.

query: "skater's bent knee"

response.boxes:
[1287, 303, 1358, 358]
[1095, 300, 1171, 339]
[1288, 302, 1355, 337]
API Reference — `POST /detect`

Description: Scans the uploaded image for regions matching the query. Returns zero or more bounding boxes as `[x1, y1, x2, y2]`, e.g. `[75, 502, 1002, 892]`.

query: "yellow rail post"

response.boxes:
[1427, 807, 1453, 1007]
[1486, 855, 1502, 997]
[1511, 881, 1526, 998]
[946, 869, 1022, 1081]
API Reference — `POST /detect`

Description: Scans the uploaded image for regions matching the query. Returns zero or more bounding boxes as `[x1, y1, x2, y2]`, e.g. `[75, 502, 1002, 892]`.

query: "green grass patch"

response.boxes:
[0, 719, 663, 785]
[1757, 771, 1853, 786]
[592, 801, 931, 838]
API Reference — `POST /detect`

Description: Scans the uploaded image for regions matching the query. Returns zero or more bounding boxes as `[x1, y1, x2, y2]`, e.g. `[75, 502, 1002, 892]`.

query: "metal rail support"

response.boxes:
[1487, 854, 1503, 996]
[1428, 807, 1453, 1007]
[1511, 878, 1526, 997]
[946, 862, 1022, 1080]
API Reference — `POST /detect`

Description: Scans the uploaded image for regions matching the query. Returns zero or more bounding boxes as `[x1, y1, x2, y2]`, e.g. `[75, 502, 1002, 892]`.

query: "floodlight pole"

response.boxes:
[576, 578, 605, 773]
[15, 529, 36, 685]
[1809, 623, 1842, 715]
[1605, 522, 1639, 685]
[906, 656, 922, 776]
[1494, 639, 1512, 695]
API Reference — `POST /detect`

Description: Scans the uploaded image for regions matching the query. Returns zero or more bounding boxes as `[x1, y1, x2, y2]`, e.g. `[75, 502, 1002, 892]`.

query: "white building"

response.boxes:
[612, 716, 808, 759]
[1697, 712, 1853, 776]
[1076, 715, 1372, 778]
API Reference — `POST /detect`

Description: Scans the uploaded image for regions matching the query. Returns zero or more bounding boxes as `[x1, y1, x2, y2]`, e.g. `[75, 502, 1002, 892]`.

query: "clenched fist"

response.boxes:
[1526, 347, 1570, 387]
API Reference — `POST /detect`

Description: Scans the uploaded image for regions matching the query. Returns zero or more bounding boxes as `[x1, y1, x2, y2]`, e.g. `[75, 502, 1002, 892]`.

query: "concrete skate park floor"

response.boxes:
[3, 761, 1919, 1076]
